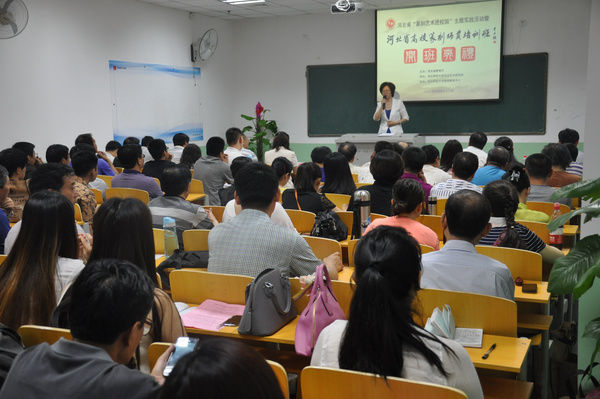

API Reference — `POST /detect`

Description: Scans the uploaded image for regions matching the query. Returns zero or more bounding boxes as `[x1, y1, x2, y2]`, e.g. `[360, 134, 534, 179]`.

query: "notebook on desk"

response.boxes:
[180, 299, 245, 331]
[425, 305, 483, 348]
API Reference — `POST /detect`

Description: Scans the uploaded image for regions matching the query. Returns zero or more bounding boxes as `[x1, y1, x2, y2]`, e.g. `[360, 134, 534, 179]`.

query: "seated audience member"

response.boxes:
[430, 152, 481, 199]
[224, 127, 247, 163]
[358, 141, 393, 184]
[338, 142, 361, 174]
[113, 136, 141, 167]
[142, 139, 176, 180]
[471, 146, 510, 186]
[0, 191, 85, 330]
[420, 190, 514, 300]
[564, 143, 583, 177]
[159, 339, 284, 399]
[282, 162, 340, 214]
[264, 132, 298, 173]
[193, 137, 233, 206]
[364, 179, 439, 250]
[479, 180, 564, 265]
[311, 226, 483, 399]
[71, 149, 98, 223]
[71, 197, 185, 373]
[494, 136, 523, 169]
[240, 133, 258, 162]
[0, 148, 28, 223]
[271, 156, 294, 193]
[124, 136, 141, 146]
[439, 139, 463, 173]
[558, 128, 583, 164]
[502, 165, 550, 223]
[401, 146, 433, 199]
[311, 146, 332, 182]
[141, 136, 154, 163]
[12, 142, 42, 180]
[70, 143, 109, 199]
[208, 163, 342, 279]
[525, 153, 571, 207]
[4, 163, 78, 255]
[348, 150, 404, 216]
[421, 145, 451, 185]
[542, 143, 581, 187]
[0, 166, 10, 254]
[218, 156, 252, 206]
[104, 140, 121, 162]
[463, 131, 488, 168]
[149, 165, 217, 247]
[112, 144, 163, 200]
[179, 144, 202, 169]
[46, 144, 70, 165]
[321, 152, 357, 197]
[75, 133, 117, 176]
[1, 259, 172, 398]
[170, 133, 189, 164]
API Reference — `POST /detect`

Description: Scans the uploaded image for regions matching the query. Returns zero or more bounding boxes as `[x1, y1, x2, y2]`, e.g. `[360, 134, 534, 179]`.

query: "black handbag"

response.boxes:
[156, 249, 209, 288]
[238, 269, 297, 336]
[311, 210, 348, 241]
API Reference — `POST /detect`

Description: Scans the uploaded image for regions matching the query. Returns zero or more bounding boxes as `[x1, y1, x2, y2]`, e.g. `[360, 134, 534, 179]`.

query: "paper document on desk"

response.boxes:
[425, 305, 483, 348]
[181, 299, 245, 331]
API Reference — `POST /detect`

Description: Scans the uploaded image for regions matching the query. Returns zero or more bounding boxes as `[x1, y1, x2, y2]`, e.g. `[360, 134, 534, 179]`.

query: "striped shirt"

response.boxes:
[565, 161, 583, 177]
[478, 217, 546, 253]
[430, 179, 483, 199]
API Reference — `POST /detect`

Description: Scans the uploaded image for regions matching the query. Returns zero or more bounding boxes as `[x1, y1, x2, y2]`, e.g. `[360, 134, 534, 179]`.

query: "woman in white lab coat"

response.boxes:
[373, 82, 409, 135]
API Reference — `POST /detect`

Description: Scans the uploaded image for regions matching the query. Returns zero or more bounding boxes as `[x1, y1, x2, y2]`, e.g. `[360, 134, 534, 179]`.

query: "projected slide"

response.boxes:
[376, 0, 503, 101]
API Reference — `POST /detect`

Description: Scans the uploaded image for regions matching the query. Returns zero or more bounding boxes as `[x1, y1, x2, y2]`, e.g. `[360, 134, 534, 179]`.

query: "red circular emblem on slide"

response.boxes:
[386, 18, 395, 28]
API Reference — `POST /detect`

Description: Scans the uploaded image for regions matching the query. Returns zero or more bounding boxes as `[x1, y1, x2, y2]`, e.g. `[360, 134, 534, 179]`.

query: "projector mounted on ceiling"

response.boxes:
[331, 0, 363, 14]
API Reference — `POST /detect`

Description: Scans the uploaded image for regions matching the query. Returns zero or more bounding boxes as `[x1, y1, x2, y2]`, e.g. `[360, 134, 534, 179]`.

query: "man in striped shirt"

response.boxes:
[430, 152, 482, 199]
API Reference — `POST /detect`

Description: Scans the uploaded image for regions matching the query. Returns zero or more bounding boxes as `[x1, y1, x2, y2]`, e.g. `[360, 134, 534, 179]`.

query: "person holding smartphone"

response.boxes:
[373, 82, 409, 136]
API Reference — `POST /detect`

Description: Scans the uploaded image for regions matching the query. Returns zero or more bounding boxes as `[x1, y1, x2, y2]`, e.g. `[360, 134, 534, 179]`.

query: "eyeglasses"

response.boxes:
[143, 319, 154, 336]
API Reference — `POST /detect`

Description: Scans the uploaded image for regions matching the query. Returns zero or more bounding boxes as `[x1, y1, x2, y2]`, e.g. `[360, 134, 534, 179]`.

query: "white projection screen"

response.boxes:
[376, 0, 503, 102]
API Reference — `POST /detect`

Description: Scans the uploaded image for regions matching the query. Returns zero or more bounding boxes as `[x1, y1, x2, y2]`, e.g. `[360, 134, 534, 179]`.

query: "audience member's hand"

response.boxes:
[151, 344, 174, 385]
[1, 198, 14, 212]
[78, 233, 93, 262]
[299, 274, 315, 288]
[418, 170, 427, 183]
[220, 153, 229, 164]
[167, 152, 174, 161]
[96, 151, 109, 162]
[34, 155, 43, 167]
[342, 203, 348, 211]
[206, 208, 219, 226]
[323, 252, 343, 272]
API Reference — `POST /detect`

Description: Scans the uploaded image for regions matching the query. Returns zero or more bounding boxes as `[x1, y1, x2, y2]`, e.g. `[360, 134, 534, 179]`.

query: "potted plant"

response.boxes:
[241, 102, 278, 163]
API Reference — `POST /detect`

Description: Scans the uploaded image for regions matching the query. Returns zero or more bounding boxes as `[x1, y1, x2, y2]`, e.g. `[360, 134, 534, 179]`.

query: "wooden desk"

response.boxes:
[466, 335, 531, 374]
[563, 224, 579, 236]
[514, 281, 550, 304]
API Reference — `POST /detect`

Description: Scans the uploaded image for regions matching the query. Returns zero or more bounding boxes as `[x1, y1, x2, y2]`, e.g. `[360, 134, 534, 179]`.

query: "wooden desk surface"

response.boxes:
[466, 335, 531, 374]
[514, 281, 550, 304]
[563, 224, 579, 236]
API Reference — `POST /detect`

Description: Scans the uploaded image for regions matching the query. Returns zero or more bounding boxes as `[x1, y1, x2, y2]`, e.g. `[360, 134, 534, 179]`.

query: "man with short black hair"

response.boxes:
[358, 141, 393, 183]
[337, 142, 360, 174]
[0, 165, 11, 254]
[12, 142, 42, 179]
[401, 146, 433, 199]
[71, 150, 98, 223]
[558, 128, 583, 164]
[193, 137, 233, 206]
[311, 146, 332, 182]
[75, 133, 117, 176]
[142, 139, 176, 180]
[104, 141, 121, 163]
[421, 190, 514, 300]
[224, 127, 247, 163]
[111, 145, 163, 200]
[218, 156, 252, 206]
[421, 145, 451, 186]
[148, 165, 217, 247]
[525, 153, 571, 207]
[170, 133, 189, 164]
[463, 131, 488, 167]
[240, 133, 258, 162]
[430, 152, 482, 198]
[208, 163, 342, 279]
[46, 144, 70, 165]
[141, 135, 154, 163]
[471, 146, 510, 186]
[0, 259, 172, 398]
[542, 143, 581, 187]
[0, 148, 28, 223]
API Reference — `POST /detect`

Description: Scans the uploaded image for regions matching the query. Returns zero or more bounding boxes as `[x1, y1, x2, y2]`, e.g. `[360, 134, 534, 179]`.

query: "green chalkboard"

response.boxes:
[307, 53, 547, 136]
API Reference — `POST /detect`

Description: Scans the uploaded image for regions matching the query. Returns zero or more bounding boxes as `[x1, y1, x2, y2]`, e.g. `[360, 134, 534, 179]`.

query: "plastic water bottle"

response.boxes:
[549, 202, 563, 250]
[163, 217, 179, 257]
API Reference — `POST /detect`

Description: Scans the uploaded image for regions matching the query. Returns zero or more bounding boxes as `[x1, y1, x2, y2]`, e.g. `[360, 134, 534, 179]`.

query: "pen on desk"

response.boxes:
[482, 343, 496, 359]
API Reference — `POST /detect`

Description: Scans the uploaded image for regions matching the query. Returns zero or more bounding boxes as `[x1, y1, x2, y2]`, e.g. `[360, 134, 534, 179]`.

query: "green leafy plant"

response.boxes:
[241, 102, 278, 163]
[548, 178, 600, 373]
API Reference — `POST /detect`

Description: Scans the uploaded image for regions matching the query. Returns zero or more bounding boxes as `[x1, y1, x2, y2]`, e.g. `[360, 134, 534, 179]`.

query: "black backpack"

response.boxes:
[310, 210, 348, 241]
[0, 323, 24, 388]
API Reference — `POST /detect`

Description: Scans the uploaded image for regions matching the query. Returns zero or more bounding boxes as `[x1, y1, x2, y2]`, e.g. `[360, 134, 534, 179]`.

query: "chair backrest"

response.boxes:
[96, 175, 113, 188]
[475, 245, 542, 281]
[355, 182, 370, 188]
[371, 213, 386, 221]
[351, 173, 359, 183]
[182, 229, 210, 251]
[416, 214, 444, 241]
[18, 325, 73, 348]
[335, 211, 353, 236]
[105, 187, 150, 204]
[420, 244, 435, 254]
[517, 220, 550, 244]
[189, 179, 204, 194]
[267, 360, 289, 399]
[301, 367, 467, 399]
[525, 201, 570, 224]
[148, 342, 170, 370]
[324, 193, 351, 209]
[204, 205, 225, 223]
[435, 198, 448, 216]
[170, 270, 253, 305]
[347, 239, 359, 268]
[115, 167, 124, 174]
[0, 254, 6, 265]
[285, 209, 316, 234]
[414, 288, 517, 337]
[73, 203, 83, 224]
[152, 177, 161, 189]
[153, 228, 165, 254]
[303, 236, 342, 262]
[90, 188, 103, 205]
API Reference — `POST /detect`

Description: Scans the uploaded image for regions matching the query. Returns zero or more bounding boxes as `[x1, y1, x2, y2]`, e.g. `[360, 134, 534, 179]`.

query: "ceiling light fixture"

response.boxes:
[222, 0, 265, 4]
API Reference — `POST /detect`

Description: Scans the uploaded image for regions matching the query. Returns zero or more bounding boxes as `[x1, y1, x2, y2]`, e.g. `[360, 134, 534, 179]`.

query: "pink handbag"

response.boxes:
[295, 264, 346, 357]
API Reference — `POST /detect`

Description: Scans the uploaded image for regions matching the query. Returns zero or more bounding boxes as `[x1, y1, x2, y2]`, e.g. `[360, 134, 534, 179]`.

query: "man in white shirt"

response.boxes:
[421, 145, 451, 185]
[463, 131, 488, 168]
[170, 133, 189, 164]
[224, 127, 248, 163]
[338, 142, 361, 175]
[240, 133, 258, 161]
[358, 141, 393, 183]
[430, 152, 482, 199]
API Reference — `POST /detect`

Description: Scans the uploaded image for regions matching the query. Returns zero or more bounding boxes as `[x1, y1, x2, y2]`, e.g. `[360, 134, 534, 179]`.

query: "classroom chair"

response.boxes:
[475, 245, 543, 281]
[90, 188, 103, 205]
[0, 254, 6, 265]
[355, 183, 370, 188]
[347, 239, 359, 268]
[302, 236, 342, 263]
[351, 173, 358, 183]
[204, 205, 225, 223]
[370, 213, 386, 221]
[334, 211, 353, 236]
[416, 214, 444, 241]
[170, 269, 253, 306]
[182, 229, 210, 251]
[434, 198, 447, 216]
[115, 167, 124, 174]
[74, 203, 84, 226]
[301, 367, 467, 399]
[105, 187, 150, 204]
[153, 228, 165, 255]
[186, 179, 206, 204]
[152, 177, 161, 189]
[18, 325, 73, 348]
[518, 220, 550, 244]
[96, 175, 113, 188]
[324, 193, 351, 209]
[420, 244, 435, 254]
[525, 201, 570, 217]
[285, 209, 316, 235]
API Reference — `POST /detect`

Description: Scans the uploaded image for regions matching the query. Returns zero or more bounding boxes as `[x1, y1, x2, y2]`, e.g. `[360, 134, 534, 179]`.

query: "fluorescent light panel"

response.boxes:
[222, 0, 265, 4]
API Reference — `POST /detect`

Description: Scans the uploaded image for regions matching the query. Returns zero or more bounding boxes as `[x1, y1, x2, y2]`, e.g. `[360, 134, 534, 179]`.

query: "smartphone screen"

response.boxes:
[163, 337, 199, 377]
[222, 315, 242, 327]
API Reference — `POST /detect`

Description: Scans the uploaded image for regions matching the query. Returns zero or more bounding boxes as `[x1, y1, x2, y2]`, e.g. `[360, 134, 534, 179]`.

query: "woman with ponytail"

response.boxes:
[501, 165, 550, 223]
[480, 180, 563, 265]
[311, 226, 483, 399]
[364, 179, 439, 250]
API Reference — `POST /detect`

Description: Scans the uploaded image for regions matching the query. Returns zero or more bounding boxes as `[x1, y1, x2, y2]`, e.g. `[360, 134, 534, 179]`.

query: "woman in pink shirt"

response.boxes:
[365, 179, 439, 250]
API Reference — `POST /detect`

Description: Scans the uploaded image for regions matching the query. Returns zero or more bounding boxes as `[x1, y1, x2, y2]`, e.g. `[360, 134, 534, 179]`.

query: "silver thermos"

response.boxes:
[352, 190, 371, 238]
[428, 195, 438, 215]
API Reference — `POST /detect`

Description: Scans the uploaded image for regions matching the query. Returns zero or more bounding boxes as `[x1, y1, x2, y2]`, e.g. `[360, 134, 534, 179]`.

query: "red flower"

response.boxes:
[255, 102, 264, 118]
